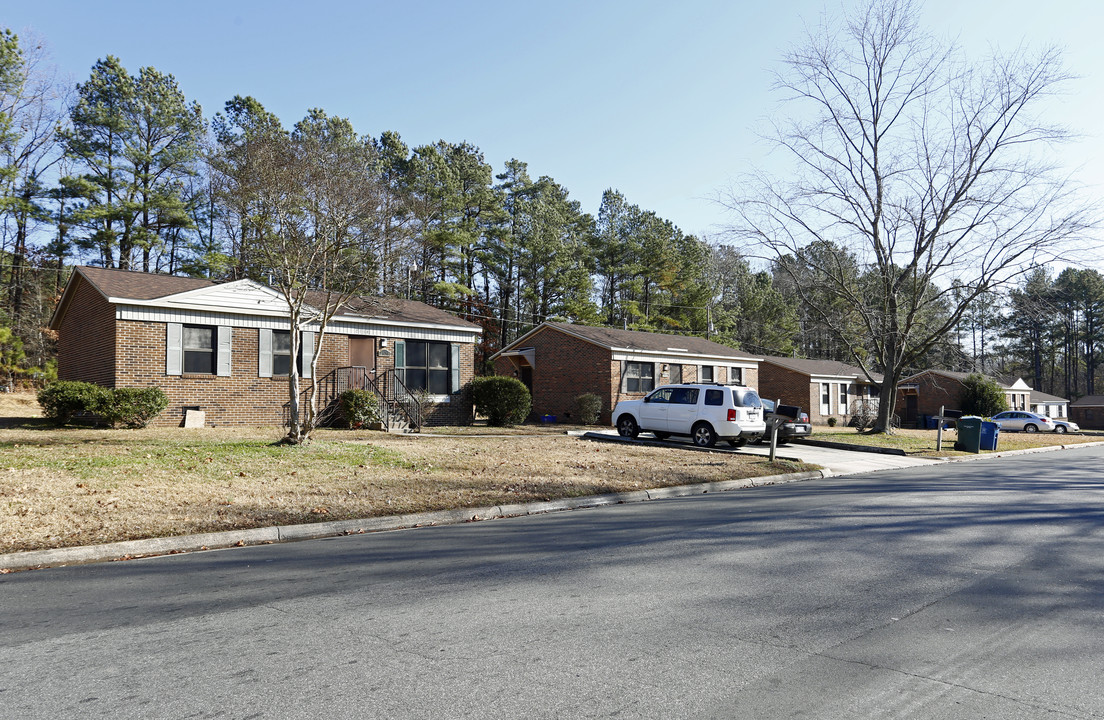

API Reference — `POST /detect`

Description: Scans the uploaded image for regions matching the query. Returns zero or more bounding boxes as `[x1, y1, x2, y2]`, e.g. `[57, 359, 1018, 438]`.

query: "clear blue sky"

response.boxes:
[5, 0, 1104, 244]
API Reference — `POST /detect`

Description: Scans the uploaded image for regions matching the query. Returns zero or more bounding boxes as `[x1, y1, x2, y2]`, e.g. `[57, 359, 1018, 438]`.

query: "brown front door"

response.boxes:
[349, 337, 376, 388]
[905, 394, 918, 422]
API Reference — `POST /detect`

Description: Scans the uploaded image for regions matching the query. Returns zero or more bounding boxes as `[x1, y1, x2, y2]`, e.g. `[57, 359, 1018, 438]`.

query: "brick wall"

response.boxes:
[56, 277, 117, 387]
[894, 373, 961, 422]
[115, 321, 350, 427]
[494, 329, 614, 423]
[492, 329, 764, 427]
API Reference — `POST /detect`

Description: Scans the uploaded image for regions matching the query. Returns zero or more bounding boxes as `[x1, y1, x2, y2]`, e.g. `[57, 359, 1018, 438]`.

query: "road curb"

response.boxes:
[0, 470, 826, 573]
[937, 439, 1104, 462]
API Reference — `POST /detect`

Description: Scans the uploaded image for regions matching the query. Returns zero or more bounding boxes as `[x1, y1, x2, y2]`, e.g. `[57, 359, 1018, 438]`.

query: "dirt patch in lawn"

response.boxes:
[0, 420, 814, 554]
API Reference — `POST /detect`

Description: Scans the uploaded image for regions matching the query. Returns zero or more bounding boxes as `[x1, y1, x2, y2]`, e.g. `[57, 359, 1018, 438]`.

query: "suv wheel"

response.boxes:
[692, 422, 717, 448]
[653, 431, 670, 440]
[617, 415, 640, 438]
[726, 438, 748, 448]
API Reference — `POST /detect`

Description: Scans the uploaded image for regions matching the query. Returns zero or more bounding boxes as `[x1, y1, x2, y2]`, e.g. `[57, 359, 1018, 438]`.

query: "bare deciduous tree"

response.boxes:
[213, 104, 383, 444]
[725, 0, 1096, 432]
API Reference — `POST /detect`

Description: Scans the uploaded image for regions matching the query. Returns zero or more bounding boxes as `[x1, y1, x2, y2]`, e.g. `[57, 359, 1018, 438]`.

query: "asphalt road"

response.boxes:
[3, 447, 1104, 719]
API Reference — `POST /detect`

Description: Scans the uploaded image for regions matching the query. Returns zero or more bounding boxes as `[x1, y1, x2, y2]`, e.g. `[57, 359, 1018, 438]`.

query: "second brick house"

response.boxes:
[50, 266, 481, 427]
[757, 356, 883, 425]
[490, 321, 761, 424]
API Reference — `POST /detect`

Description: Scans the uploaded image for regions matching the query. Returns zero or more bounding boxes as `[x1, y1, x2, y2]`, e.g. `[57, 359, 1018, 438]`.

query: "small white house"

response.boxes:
[1030, 389, 1070, 419]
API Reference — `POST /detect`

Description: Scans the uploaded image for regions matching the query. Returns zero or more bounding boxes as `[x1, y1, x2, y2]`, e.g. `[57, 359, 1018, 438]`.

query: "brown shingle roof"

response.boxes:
[541, 322, 754, 359]
[1030, 389, 1069, 404]
[760, 355, 882, 383]
[903, 369, 1026, 391]
[76, 265, 216, 300]
[308, 292, 480, 329]
[1070, 395, 1104, 407]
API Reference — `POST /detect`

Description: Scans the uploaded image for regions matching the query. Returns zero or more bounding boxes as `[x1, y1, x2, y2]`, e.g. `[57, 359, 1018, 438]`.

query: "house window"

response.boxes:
[398, 340, 453, 394]
[701, 365, 714, 383]
[839, 383, 848, 415]
[821, 383, 831, 416]
[624, 362, 655, 393]
[167, 323, 231, 377]
[730, 366, 743, 385]
[183, 325, 215, 374]
[261, 329, 312, 378]
[669, 364, 682, 384]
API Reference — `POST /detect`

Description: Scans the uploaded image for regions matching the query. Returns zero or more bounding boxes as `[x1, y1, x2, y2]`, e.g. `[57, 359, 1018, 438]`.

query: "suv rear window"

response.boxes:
[731, 388, 762, 408]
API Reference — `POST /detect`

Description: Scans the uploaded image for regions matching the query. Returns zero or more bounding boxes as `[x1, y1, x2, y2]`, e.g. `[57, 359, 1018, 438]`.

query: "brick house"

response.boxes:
[489, 321, 760, 425]
[50, 266, 481, 427]
[1069, 396, 1104, 430]
[757, 356, 883, 425]
[895, 370, 1032, 426]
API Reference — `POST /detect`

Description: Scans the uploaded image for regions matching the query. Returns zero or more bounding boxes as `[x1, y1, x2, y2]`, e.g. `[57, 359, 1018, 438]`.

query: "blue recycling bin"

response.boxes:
[980, 420, 1000, 451]
[925, 415, 937, 430]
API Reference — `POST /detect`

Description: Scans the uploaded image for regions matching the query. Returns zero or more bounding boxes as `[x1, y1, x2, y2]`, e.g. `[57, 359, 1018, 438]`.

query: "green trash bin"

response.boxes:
[955, 416, 983, 453]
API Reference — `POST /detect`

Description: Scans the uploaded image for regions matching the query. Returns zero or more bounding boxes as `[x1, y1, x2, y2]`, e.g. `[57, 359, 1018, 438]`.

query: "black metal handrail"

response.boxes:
[332, 366, 422, 432]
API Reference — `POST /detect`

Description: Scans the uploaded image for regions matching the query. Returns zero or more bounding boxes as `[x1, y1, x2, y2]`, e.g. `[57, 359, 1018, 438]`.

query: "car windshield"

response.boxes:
[731, 388, 762, 408]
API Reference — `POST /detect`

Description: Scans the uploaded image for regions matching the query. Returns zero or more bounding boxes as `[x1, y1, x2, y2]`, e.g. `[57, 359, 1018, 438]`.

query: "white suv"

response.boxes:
[612, 383, 767, 448]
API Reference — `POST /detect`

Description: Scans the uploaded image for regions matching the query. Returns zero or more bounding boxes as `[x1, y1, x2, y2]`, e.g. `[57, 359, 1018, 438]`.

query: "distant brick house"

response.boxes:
[895, 370, 1031, 425]
[489, 321, 760, 425]
[757, 356, 883, 425]
[1069, 396, 1104, 430]
[50, 266, 481, 427]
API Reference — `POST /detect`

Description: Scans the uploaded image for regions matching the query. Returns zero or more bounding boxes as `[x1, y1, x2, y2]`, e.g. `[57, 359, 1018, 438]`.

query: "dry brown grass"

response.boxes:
[1, 401, 814, 554]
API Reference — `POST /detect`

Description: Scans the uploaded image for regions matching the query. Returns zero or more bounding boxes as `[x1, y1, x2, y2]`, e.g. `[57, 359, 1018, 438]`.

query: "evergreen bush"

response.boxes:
[471, 376, 531, 427]
[99, 387, 169, 428]
[37, 381, 108, 426]
[961, 373, 1008, 417]
[574, 393, 603, 425]
[340, 389, 382, 428]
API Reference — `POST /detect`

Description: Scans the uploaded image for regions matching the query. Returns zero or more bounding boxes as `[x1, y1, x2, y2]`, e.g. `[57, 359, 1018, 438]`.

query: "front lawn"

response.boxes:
[1, 407, 814, 555]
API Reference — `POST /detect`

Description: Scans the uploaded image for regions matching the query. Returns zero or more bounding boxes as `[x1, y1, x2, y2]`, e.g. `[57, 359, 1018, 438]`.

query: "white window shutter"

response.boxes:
[166, 323, 183, 375]
[301, 331, 315, 379]
[258, 329, 273, 377]
[450, 344, 461, 393]
[217, 326, 232, 376]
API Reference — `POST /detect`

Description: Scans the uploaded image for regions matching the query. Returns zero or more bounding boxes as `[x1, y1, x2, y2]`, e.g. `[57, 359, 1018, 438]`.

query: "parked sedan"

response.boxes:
[758, 399, 813, 444]
[1051, 419, 1081, 434]
[990, 411, 1055, 433]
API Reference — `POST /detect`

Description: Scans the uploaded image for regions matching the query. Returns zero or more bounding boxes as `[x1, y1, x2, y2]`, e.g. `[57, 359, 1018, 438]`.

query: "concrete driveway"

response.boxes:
[579, 428, 943, 476]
